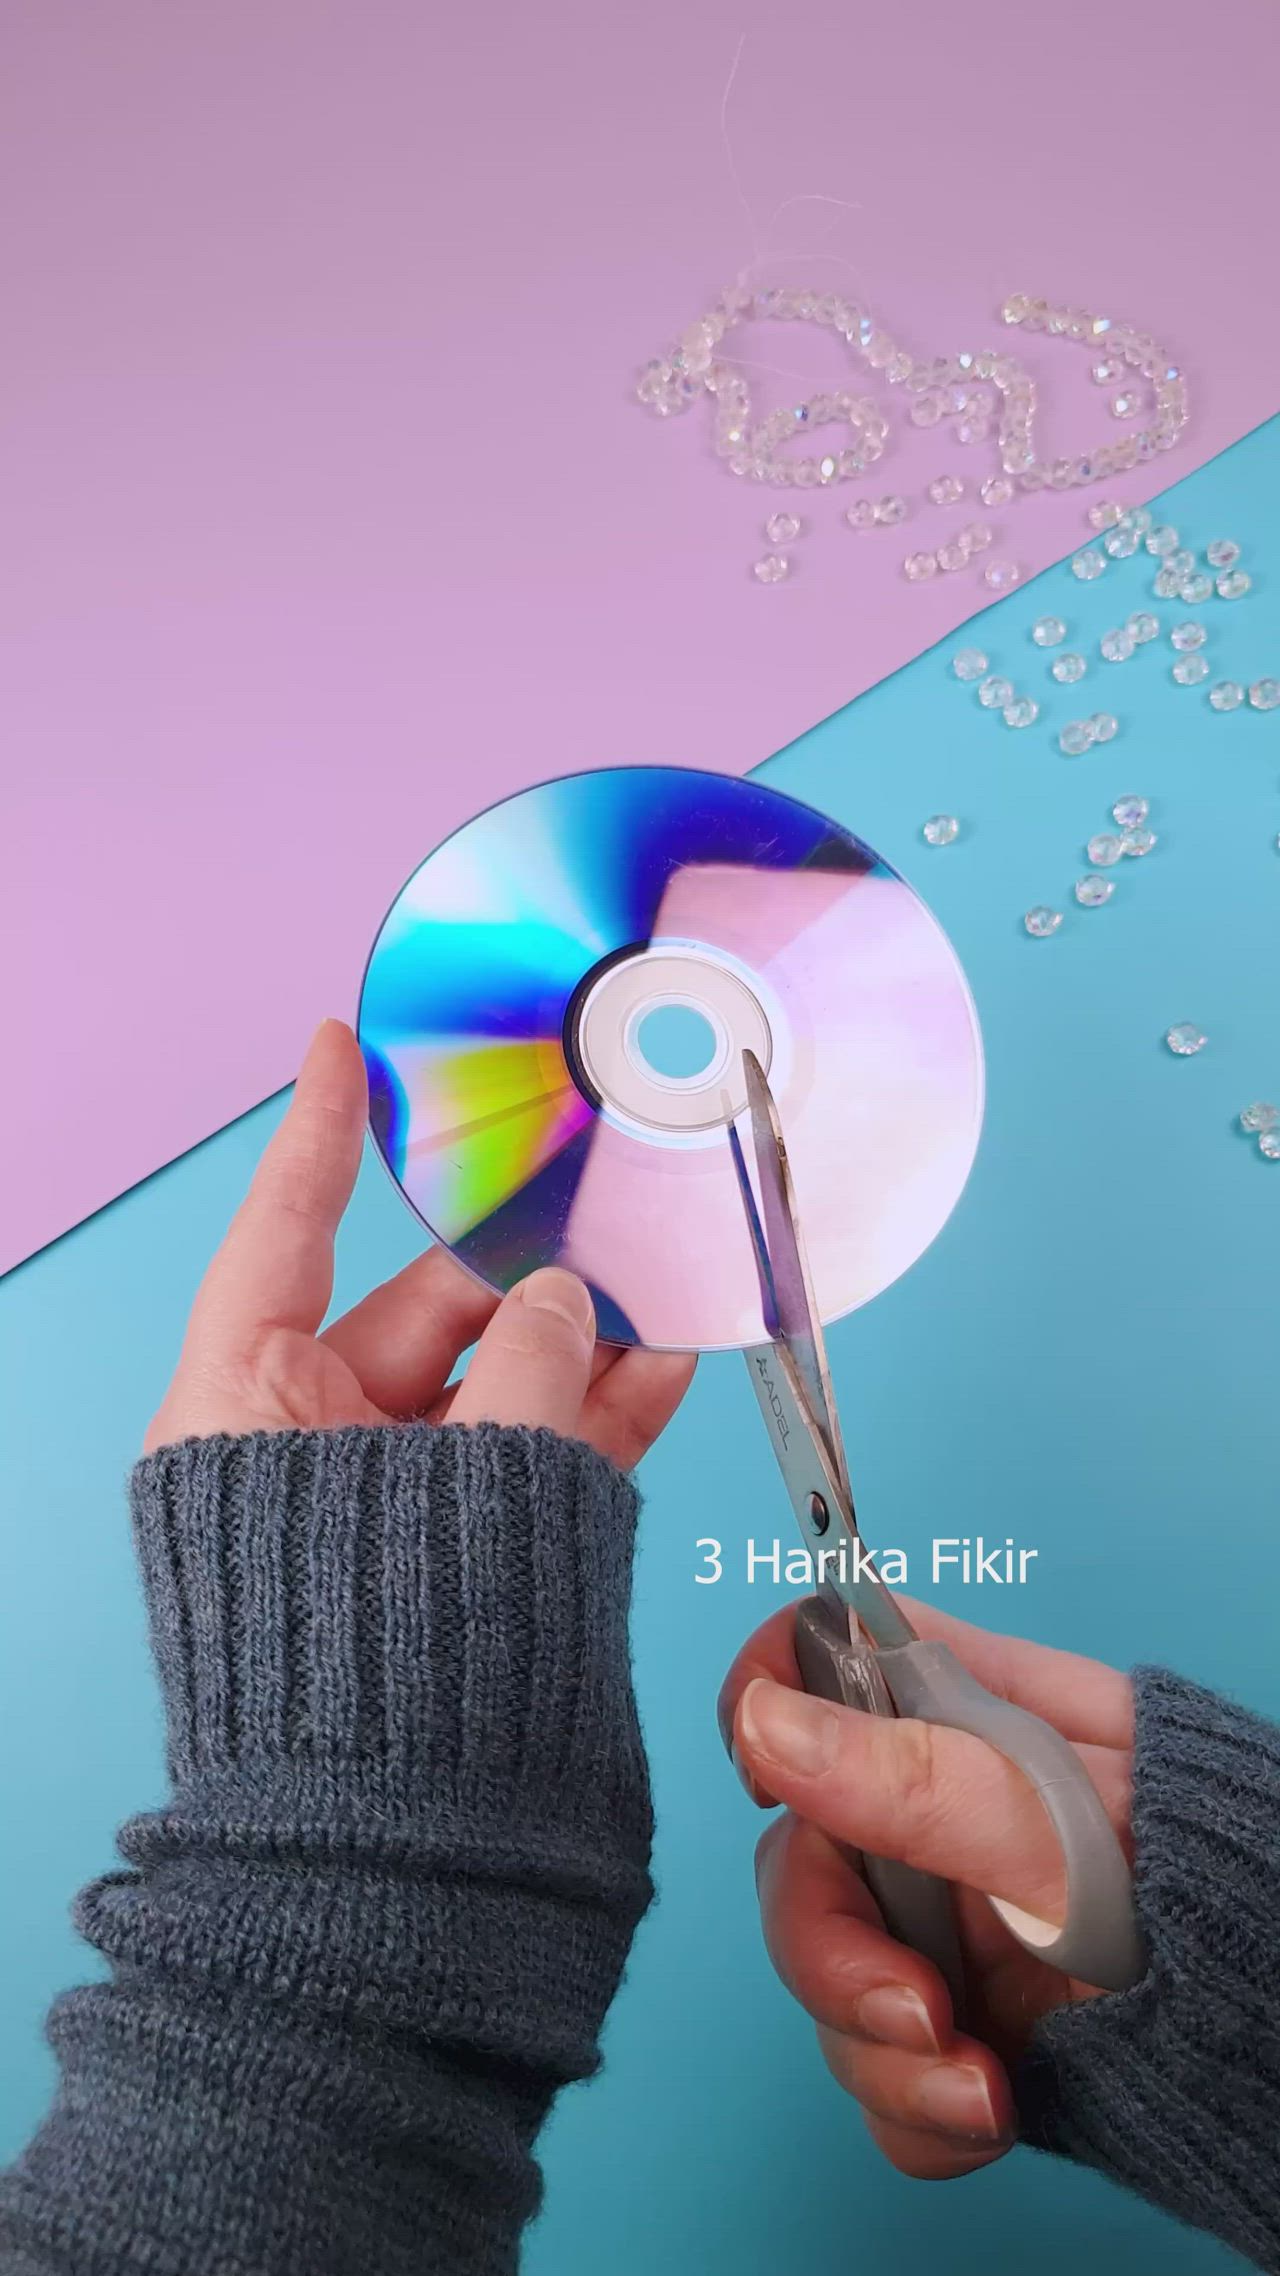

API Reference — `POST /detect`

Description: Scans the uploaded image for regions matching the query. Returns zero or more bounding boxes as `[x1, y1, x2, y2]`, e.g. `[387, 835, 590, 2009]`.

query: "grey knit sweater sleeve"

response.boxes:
[1018, 1665, 1280, 2273]
[0, 1424, 655, 2276]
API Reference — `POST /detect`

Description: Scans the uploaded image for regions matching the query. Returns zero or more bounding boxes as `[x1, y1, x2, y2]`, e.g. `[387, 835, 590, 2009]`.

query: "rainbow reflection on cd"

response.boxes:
[358, 766, 984, 1350]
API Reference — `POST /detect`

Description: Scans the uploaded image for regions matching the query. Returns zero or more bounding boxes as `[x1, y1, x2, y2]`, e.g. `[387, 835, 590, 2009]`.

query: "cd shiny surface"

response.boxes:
[358, 767, 984, 1350]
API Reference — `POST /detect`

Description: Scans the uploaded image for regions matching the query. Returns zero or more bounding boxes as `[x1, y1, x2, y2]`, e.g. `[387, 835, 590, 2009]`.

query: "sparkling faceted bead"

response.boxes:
[922, 813, 960, 846]
[984, 560, 1021, 591]
[1072, 549, 1107, 580]
[1146, 526, 1180, 556]
[1126, 613, 1160, 644]
[1121, 826, 1157, 856]
[1260, 1131, 1280, 1160]
[1032, 616, 1067, 647]
[1088, 500, 1124, 530]
[1206, 539, 1241, 569]
[765, 512, 801, 544]
[937, 540, 969, 572]
[911, 393, 944, 427]
[1104, 526, 1141, 559]
[1061, 720, 1097, 756]
[1180, 573, 1214, 603]
[1172, 654, 1210, 685]
[753, 553, 791, 584]
[877, 495, 907, 525]
[846, 499, 877, 530]
[1052, 652, 1088, 684]
[978, 675, 1015, 708]
[1091, 360, 1122, 386]
[1090, 712, 1119, 742]
[1024, 906, 1063, 937]
[904, 550, 938, 581]
[1087, 832, 1125, 865]
[1209, 679, 1246, 711]
[1122, 507, 1155, 534]
[1170, 621, 1207, 651]
[951, 647, 989, 681]
[1153, 567, 1182, 599]
[1075, 874, 1114, 907]
[1165, 1023, 1207, 1056]
[1217, 569, 1251, 599]
[928, 475, 965, 506]
[1250, 679, 1280, 710]
[1100, 628, 1135, 662]
[1111, 391, 1139, 419]
[1241, 1103, 1280, 1133]
[961, 522, 993, 553]
[1112, 795, 1149, 828]
[1003, 696, 1039, 728]
[981, 475, 1014, 506]
[1165, 551, 1195, 580]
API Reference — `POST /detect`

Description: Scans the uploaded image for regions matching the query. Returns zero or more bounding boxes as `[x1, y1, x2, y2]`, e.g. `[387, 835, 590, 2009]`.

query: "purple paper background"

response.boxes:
[3, 0, 1278, 1275]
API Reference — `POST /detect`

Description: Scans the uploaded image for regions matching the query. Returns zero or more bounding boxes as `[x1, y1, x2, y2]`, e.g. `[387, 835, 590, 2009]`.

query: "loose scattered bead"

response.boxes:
[1072, 549, 1107, 581]
[1101, 628, 1135, 662]
[765, 512, 801, 544]
[1146, 526, 1180, 556]
[1216, 569, 1251, 600]
[904, 550, 938, 581]
[1088, 500, 1124, 530]
[1127, 612, 1160, 644]
[1153, 568, 1182, 599]
[1121, 826, 1157, 856]
[978, 674, 1015, 708]
[1172, 654, 1210, 685]
[922, 813, 960, 846]
[1060, 720, 1096, 756]
[1206, 539, 1241, 570]
[1121, 507, 1155, 535]
[1249, 679, 1280, 710]
[1090, 712, 1119, 742]
[937, 540, 969, 572]
[1003, 696, 1039, 728]
[1164, 550, 1195, 580]
[951, 647, 989, 681]
[911, 394, 944, 427]
[1024, 906, 1063, 937]
[984, 559, 1020, 591]
[1032, 616, 1067, 647]
[754, 553, 791, 583]
[1111, 391, 1139, 419]
[1260, 1131, 1280, 1160]
[1075, 874, 1114, 907]
[981, 475, 1013, 506]
[1052, 653, 1088, 684]
[877, 496, 907, 525]
[1209, 680, 1246, 711]
[1241, 1103, 1279, 1132]
[1170, 621, 1207, 651]
[846, 499, 878, 530]
[1166, 1023, 1207, 1056]
[1112, 795, 1149, 828]
[1180, 572, 1213, 603]
[962, 522, 993, 554]
[1105, 526, 1141, 559]
[928, 475, 965, 506]
[1087, 831, 1125, 865]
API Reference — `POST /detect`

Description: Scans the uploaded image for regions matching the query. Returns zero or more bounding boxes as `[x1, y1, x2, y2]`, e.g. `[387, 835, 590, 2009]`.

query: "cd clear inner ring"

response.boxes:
[572, 946, 773, 1135]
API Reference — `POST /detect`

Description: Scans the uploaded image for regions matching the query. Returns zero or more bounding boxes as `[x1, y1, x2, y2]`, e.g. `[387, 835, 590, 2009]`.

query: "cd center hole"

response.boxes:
[635, 1003, 718, 1081]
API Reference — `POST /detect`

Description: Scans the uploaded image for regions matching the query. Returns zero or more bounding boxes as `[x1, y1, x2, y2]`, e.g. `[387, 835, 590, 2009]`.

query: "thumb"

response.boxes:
[448, 1268, 596, 1436]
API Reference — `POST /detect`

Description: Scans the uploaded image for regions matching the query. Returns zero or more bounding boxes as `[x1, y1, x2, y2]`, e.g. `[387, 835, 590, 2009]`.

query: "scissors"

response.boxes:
[728, 1048, 1144, 2006]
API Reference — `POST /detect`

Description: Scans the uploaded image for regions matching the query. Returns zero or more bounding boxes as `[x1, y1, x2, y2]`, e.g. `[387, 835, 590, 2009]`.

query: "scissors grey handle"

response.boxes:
[795, 1599, 1145, 1996]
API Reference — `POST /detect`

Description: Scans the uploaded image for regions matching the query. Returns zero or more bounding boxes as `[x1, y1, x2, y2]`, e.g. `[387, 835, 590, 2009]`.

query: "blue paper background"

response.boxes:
[4, 424, 1279, 2272]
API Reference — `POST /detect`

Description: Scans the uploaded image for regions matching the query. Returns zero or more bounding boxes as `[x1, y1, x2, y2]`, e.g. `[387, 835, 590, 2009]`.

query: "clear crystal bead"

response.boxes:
[1180, 572, 1214, 603]
[1260, 1130, 1280, 1160]
[1112, 795, 1149, 828]
[877, 495, 907, 525]
[1052, 653, 1088, 684]
[1111, 391, 1139, 419]
[1152, 567, 1182, 599]
[1087, 831, 1125, 865]
[1165, 550, 1195, 579]
[845, 499, 877, 530]
[1075, 874, 1115, 907]
[961, 522, 993, 553]
[1061, 721, 1097, 757]
[1126, 613, 1160, 644]
[1100, 628, 1135, 662]
[904, 550, 938, 581]
[765, 512, 801, 544]
[1122, 506, 1155, 534]
[1209, 679, 1246, 712]
[1216, 569, 1251, 600]
[980, 475, 1014, 506]
[928, 475, 965, 506]
[952, 647, 989, 681]
[1250, 679, 1280, 710]
[1024, 906, 1063, 937]
[1104, 526, 1141, 559]
[1003, 696, 1039, 728]
[1170, 621, 1207, 651]
[1091, 360, 1122, 386]
[1172, 654, 1210, 685]
[984, 559, 1021, 591]
[1145, 526, 1180, 556]
[1165, 1023, 1206, 1056]
[754, 553, 791, 583]
[911, 393, 944, 427]
[922, 813, 960, 846]
[1072, 549, 1107, 580]
[938, 539, 969, 572]
[1090, 712, 1119, 742]
[1121, 826, 1157, 856]
[1088, 500, 1125, 530]
[978, 675, 1015, 708]
[1241, 1102, 1280, 1133]
[1206, 538, 1241, 569]
[1032, 616, 1067, 647]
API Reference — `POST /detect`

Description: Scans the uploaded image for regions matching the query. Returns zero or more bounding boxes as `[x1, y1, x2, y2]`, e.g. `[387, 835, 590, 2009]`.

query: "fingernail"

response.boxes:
[854, 1986, 940, 2055]
[729, 1740, 774, 1809]
[916, 2061, 1003, 2140]
[516, 1268, 595, 1334]
[738, 1679, 840, 1777]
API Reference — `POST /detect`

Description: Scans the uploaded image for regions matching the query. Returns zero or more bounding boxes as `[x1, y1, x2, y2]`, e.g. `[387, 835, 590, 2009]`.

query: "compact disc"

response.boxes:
[357, 766, 983, 1351]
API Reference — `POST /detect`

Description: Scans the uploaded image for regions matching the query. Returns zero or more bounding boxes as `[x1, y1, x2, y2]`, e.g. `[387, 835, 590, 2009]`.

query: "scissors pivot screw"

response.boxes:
[808, 1492, 830, 1535]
